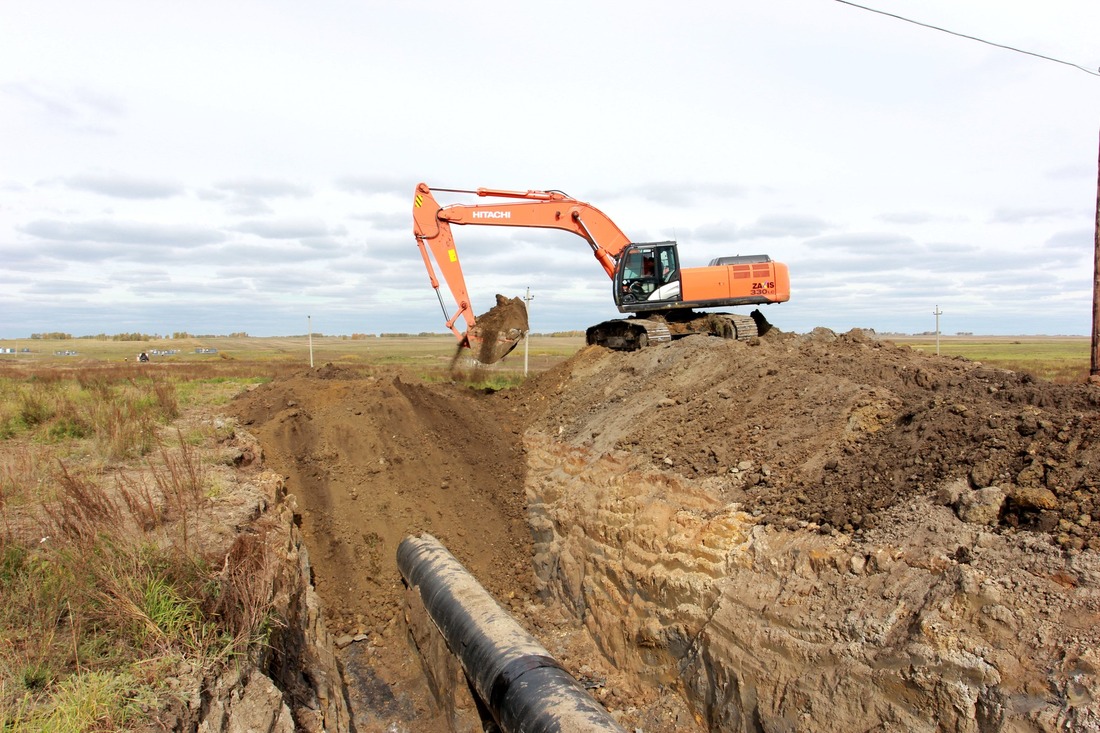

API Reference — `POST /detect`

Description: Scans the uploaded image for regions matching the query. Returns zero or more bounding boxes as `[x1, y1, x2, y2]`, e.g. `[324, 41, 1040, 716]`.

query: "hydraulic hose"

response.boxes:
[397, 534, 626, 733]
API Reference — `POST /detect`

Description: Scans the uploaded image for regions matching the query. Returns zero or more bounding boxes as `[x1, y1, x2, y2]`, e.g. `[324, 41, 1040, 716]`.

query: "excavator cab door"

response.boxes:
[614, 242, 682, 310]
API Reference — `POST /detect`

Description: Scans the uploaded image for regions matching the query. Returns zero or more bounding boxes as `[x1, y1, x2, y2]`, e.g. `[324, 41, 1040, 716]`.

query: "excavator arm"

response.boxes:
[412, 183, 632, 360]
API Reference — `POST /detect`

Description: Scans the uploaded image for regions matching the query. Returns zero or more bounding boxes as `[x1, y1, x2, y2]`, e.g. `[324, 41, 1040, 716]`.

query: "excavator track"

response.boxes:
[586, 310, 771, 353]
[700, 313, 759, 341]
[585, 318, 672, 351]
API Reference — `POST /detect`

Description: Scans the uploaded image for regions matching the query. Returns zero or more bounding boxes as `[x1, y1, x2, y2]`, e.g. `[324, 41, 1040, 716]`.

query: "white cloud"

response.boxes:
[335, 176, 407, 196]
[0, 0, 1097, 338]
[231, 218, 342, 240]
[1, 81, 124, 135]
[990, 206, 1079, 224]
[59, 172, 184, 199]
[21, 219, 226, 247]
[213, 178, 313, 199]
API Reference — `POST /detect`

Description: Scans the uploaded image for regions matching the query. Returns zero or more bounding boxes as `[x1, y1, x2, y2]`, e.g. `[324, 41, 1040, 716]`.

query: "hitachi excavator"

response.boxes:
[412, 183, 790, 364]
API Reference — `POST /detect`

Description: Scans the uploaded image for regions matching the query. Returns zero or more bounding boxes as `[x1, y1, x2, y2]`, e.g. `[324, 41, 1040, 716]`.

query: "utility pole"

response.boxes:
[523, 287, 534, 377]
[933, 305, 943, 355]
[308, 315, 314, 368]
[1092, 125, 1100, 378]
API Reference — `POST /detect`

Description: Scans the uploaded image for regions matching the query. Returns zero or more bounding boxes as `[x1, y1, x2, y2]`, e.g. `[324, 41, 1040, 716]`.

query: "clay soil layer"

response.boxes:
[231, 327, 1100, 731]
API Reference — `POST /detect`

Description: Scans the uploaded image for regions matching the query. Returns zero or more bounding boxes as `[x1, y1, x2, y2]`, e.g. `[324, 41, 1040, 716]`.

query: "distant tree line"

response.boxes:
[170, 332, 249, 339]
[73, 333, 158, 341]
[93, 333, 159, 341]
[29, 331, 257, 340]
[33, 332, 159, 341]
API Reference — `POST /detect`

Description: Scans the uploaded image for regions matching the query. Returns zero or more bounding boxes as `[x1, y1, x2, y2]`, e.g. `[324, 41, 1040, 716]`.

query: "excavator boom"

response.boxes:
[413, 183, 634, 363]
[414, 184, 630, 280]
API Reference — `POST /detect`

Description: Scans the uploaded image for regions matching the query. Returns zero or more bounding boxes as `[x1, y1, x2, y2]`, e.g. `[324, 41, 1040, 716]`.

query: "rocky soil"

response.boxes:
[230, 326, 1100, 731]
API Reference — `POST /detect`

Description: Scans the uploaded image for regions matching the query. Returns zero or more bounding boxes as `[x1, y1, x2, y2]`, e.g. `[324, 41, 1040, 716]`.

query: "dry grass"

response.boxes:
[0, 366, 276, 731]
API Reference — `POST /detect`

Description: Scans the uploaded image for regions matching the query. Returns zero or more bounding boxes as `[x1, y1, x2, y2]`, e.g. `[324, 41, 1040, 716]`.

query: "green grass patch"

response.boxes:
[174, 376, 267, 408]
[3, 669, 162, 733]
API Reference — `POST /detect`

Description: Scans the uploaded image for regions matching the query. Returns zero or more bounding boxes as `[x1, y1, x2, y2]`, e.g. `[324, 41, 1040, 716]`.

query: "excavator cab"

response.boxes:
[614, 242, 681, 309]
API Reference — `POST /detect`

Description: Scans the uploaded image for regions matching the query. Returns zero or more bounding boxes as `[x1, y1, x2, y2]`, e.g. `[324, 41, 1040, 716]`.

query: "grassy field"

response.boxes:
[1, 332, 1091, 384]
[887, 335, 1091, 384]
[0, 334, 584, 367]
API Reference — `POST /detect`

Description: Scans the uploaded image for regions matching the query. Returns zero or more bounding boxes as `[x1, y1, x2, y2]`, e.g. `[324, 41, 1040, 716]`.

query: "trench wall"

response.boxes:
[526, 434, 1100, 732]
[169, 470, 351, 733]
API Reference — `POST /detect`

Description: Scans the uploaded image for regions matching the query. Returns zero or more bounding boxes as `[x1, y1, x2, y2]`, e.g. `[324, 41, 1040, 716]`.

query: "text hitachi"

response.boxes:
[472, 211, 511, 219]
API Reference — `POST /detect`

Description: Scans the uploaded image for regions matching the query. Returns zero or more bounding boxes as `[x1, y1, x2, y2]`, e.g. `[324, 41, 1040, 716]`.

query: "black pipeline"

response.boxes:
[397, 534, 626, 733]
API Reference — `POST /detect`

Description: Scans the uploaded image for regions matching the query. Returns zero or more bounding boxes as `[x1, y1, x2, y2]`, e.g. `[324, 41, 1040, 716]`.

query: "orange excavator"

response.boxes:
[412, 183, 790, 363]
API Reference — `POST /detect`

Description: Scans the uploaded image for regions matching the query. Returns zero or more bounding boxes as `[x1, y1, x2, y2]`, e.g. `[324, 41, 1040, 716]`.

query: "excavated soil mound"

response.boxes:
[508, 327, 1100, 548]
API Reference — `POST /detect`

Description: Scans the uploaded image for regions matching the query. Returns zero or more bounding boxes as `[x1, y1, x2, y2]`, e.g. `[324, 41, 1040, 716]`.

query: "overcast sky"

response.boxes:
[2, 0, 1098, 339]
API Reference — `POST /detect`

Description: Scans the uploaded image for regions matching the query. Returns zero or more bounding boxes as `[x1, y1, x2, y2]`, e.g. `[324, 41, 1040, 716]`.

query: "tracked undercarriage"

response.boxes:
[585, 309, 772, 352]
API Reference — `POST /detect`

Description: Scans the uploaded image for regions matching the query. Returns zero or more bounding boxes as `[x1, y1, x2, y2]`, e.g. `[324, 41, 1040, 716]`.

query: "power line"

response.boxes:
[834, 0, 1100, 78]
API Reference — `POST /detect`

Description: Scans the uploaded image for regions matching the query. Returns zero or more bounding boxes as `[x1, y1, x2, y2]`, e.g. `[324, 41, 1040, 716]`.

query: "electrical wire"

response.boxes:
[834, 0, 1100, 77]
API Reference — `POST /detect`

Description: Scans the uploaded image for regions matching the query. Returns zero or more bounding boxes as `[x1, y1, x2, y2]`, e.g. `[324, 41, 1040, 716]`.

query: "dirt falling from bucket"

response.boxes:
[468, 295, 529, 365]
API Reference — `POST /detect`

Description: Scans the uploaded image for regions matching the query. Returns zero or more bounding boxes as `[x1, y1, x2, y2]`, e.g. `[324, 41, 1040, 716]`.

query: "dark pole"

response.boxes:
[1093, 124, 1100, 377]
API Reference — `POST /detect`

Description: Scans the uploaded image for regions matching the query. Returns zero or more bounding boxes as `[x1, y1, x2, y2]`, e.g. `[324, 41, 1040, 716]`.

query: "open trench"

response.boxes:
[521, 435, 1089, 732]
[231, 345, 1100, 732]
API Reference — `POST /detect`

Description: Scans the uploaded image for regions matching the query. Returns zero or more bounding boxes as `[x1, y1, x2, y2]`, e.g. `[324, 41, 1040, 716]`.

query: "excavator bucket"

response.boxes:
[465, 295, 529, 364]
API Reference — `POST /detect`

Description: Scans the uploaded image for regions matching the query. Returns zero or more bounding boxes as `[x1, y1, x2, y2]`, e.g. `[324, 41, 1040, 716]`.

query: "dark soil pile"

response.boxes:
[507, 327, 1100, 549]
